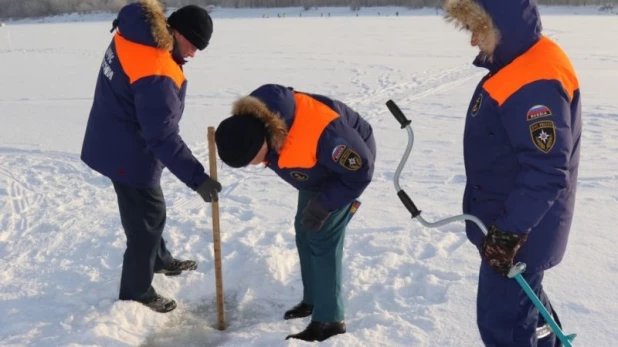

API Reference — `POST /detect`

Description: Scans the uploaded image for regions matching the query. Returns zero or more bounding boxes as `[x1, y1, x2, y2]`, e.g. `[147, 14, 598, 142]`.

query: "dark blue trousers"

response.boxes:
[113, 181, 174, 301]
[477, 261, 563, 347]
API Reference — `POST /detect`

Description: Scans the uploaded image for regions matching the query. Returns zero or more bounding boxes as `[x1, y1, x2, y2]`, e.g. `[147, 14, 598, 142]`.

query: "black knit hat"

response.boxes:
[215, 115, 268, 168]
[167, 5, 213, 50]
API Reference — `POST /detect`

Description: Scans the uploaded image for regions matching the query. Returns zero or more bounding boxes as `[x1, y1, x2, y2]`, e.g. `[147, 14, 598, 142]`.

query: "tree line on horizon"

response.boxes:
[0, 0, 615, 21]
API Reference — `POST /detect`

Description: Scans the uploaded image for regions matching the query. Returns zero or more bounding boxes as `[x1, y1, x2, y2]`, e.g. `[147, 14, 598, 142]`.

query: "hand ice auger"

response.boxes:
[386, 99, 577, 347]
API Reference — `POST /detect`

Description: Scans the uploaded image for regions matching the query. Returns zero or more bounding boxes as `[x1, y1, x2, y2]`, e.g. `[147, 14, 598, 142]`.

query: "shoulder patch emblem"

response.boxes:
[526, 105, 552, 121]
[529, 121, 556, 153]
[332, 144, 346, 162]
[471, 94, 482, 117]
[291, 171, 308, 181]
[338, 149, 362, 171]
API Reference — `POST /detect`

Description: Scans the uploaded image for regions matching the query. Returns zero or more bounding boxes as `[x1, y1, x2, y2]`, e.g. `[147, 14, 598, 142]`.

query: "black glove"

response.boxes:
[301, 199, 331, 232]
[196, 177, 222, 203]
[482, 225, 528, 277]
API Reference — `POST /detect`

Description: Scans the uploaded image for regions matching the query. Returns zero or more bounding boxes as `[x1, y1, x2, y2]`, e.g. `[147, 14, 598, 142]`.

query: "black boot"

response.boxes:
[285, 320, 346, 342]
[284, 301, 314, 320]
[136, 293, 177, 313]
[155, 259, 197, 276]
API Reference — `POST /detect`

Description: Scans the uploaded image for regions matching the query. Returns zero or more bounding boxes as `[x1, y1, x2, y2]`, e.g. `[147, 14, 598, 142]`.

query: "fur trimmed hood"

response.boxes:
[139, 0, 173, 51]
[231, 95, 288, 153]
[443, 0, 500, 62]
[115, 0, 174, 51]
[443, 0, 543, 71]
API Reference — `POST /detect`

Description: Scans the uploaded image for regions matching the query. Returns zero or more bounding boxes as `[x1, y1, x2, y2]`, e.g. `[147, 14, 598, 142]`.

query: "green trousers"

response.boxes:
[294, 190, 359, 322]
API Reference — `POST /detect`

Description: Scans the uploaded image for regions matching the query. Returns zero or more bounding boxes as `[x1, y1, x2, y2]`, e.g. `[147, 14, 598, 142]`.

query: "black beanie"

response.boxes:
[215, 115, 268, 168]
[167, 5, 213, 50]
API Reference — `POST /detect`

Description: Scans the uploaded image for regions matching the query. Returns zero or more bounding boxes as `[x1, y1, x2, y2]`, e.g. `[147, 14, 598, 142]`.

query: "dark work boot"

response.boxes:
[284, 301, 314, 320]
[155, 259, 197, 276]
[285, 320, 346, 342]
[136, 293, 177, 313]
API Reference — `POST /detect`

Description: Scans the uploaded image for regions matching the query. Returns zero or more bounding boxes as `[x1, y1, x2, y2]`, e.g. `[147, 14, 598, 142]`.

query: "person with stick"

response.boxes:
[80, 0, 222, 313]
[214, 84, 376, 342]
[442, 0, 581, 346]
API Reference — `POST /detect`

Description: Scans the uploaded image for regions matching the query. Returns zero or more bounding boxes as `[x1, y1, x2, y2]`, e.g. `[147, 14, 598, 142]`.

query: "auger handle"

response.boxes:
[398, 190, 421, 218]
[386, 99, 412, 129]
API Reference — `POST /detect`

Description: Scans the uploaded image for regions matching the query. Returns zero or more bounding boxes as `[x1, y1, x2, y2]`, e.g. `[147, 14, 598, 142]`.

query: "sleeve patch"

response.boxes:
[332, 144, 346, 161]
[471, 94, 482, 117]
[529, 120, 556, 153]
[526, 105, 552, 121]
[291, 171, 309, 181]
[338, 148, 363, 171]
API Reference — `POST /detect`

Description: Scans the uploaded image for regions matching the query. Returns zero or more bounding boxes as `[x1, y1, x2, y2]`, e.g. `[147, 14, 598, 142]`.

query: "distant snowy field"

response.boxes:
[3, 4, 617, 23]
[0, 6, 617, 347]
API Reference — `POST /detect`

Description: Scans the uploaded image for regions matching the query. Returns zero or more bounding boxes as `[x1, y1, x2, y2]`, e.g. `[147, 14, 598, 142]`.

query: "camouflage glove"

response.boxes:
[301, 199, 331, 232]
[482, 225, 528, 277]
[196, 177, 222, 203]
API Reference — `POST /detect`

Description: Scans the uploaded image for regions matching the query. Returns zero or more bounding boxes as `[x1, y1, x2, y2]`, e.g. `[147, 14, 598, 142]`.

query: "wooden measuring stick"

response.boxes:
[207, 126, 225, 330]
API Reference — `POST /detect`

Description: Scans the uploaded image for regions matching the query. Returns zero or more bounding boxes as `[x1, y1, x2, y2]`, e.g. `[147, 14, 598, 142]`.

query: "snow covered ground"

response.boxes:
[0, 7, 617, 347]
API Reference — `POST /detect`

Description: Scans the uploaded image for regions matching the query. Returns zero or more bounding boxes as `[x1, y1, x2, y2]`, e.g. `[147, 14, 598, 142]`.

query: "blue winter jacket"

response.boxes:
[80, 0, 208, 190]
[230, 84, 376, 212]
[445, 0, 582, 272]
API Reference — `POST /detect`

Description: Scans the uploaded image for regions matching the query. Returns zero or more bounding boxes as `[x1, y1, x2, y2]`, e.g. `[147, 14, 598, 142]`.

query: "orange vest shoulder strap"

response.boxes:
[277, 93, 340, 169]
[114, 32, 185, 89]
[483, 36, 579, 106]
